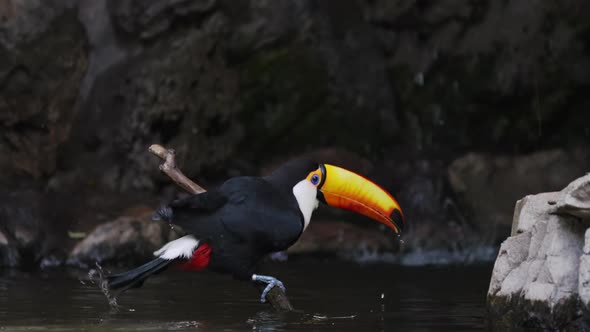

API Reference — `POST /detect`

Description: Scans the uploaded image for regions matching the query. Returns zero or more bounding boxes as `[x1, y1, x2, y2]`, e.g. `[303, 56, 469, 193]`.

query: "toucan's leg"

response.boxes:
[252, 274, 286, 303]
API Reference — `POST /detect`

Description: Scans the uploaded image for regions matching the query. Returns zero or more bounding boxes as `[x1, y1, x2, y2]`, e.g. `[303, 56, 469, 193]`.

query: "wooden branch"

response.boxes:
[149, 145, 206, 194]
[149, 144, 294, 312]
[263, 286, 294, 312]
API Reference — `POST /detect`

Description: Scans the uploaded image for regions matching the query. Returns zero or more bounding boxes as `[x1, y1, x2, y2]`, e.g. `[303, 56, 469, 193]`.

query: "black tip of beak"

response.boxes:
[390, 209, 404, 233]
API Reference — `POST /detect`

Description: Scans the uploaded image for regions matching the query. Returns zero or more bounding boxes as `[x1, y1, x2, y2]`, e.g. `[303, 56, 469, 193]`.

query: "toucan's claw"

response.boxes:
[252, 274, 286, 303]
[153, 206, 173, 223]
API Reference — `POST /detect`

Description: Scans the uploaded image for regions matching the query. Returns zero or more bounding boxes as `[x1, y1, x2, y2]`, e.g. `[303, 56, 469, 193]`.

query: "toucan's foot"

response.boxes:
[252, 274, 286, 303]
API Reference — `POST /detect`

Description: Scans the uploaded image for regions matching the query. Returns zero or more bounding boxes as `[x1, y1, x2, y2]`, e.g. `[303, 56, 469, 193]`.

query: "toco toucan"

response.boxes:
[105, 159, 404, 302]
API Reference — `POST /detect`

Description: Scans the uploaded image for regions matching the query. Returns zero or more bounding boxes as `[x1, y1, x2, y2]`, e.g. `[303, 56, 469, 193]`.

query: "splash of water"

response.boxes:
[88, 262, 119, 310]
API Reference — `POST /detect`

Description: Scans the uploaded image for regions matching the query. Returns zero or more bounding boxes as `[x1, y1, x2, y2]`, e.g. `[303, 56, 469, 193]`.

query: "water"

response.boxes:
[0, 261, 494, 331]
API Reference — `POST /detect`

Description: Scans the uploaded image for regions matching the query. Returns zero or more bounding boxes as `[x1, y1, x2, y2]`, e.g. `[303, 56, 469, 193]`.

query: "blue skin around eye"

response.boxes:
[311, 175, 319, 184]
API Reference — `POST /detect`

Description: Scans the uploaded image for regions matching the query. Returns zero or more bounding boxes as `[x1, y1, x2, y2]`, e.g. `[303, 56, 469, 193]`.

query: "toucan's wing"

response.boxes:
[162, 191, 230, 235]
[154, 190, 228, 226]
[169, 190, 228, 212]
[216, 177, 303, 248]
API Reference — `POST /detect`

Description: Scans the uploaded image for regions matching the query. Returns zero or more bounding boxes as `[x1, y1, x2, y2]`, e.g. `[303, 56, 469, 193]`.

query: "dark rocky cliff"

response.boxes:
[1, 0, 589, 268]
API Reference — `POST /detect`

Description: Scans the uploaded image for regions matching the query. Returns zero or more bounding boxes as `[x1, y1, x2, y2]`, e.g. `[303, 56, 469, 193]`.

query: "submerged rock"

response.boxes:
[487, 174, 590, 329]
[67, 213, 177, 267]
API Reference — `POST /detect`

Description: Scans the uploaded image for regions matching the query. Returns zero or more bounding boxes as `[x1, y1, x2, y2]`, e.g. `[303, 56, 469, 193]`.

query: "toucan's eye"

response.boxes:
[311, 174, 320, 185]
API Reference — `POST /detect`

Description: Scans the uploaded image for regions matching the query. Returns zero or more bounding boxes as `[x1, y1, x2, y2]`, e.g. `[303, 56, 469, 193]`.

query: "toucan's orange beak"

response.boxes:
[314, 164, 405, 233]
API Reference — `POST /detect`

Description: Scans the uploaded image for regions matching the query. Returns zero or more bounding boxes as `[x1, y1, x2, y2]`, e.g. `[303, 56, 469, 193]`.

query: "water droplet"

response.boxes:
[396, 234, 405, 246]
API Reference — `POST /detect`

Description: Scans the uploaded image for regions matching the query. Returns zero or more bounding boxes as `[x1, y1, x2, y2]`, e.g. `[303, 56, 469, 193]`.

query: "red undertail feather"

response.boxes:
[176, 244, 212, 271]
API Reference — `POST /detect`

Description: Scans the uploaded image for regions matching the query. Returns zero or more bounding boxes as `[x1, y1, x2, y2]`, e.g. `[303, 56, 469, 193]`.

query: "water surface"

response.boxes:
[0, 261, 493, 331]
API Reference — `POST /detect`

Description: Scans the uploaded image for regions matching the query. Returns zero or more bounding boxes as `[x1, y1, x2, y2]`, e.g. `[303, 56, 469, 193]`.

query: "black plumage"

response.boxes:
[105, 157, 404, 303]
[160, 158, 318, 280]
[106, 258, 171, 292]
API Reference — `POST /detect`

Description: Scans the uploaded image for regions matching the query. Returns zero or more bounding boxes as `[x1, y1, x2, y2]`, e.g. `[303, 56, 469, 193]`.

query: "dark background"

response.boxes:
[1, 0, 589, 269]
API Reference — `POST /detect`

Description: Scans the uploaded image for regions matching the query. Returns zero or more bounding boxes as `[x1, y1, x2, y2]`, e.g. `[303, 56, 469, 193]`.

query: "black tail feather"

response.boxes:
[106, 258, 171, 293]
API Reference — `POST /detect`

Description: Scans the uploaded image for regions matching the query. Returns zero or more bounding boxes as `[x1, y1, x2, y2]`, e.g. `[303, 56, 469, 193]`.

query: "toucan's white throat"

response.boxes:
[293, 180, 319, 232]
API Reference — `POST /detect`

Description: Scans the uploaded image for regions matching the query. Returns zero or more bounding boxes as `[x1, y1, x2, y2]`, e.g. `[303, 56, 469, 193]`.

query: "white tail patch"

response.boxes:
[154, 235, 199, 260]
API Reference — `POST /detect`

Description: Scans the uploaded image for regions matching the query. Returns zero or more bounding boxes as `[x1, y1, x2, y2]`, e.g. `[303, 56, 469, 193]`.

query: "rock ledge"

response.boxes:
[487, 174, 590, 329]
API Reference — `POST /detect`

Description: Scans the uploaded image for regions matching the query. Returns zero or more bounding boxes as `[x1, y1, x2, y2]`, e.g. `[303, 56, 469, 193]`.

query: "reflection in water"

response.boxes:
[248, 311, 361, 331]
[0, 261, 493, 331]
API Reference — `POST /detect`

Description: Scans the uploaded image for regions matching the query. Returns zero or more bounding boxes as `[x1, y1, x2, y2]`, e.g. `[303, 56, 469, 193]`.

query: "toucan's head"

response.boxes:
[267, 159, 405, 234]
